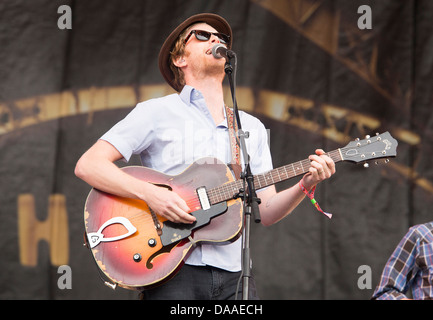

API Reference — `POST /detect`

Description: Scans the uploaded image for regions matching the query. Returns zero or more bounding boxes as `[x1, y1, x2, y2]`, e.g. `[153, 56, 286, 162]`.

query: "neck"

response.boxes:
[186, 76, 225, 123]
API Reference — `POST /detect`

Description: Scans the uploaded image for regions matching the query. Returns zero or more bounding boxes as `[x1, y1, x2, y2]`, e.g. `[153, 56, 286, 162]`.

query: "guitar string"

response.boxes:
[207, 149, 344, 204]
[103, 145, 380, 222]
[131, 145, 374, 209]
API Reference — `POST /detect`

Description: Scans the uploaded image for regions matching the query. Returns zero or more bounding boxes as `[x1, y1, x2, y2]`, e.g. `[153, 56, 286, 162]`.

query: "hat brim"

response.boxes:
[158, 13, 232, 92]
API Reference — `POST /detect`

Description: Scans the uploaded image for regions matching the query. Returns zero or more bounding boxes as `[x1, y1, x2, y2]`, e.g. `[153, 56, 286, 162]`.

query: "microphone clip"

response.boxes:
[224, 61, 234, 74]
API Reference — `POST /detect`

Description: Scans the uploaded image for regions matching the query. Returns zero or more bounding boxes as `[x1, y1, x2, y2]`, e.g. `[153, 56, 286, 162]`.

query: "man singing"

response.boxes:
[75, 13, 336, 299]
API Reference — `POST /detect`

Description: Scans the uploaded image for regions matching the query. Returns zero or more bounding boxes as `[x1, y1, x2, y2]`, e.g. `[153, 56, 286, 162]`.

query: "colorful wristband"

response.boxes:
[299, 180, 332, 219]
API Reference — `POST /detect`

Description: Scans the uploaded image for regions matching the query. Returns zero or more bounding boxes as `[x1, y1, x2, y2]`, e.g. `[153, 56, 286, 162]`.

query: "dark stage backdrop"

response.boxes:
[1, 0, 432, 300]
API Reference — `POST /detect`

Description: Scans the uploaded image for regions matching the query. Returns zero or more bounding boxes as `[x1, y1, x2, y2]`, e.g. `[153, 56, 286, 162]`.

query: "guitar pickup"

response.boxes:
[196, 186, 210, 210]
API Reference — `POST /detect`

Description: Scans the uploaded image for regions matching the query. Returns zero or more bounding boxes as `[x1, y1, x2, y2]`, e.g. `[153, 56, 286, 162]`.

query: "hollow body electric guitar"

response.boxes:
[83, 132, 397, 290]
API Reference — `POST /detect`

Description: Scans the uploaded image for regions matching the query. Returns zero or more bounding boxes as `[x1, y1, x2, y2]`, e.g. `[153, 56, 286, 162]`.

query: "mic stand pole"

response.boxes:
[224, 52, 261, 300]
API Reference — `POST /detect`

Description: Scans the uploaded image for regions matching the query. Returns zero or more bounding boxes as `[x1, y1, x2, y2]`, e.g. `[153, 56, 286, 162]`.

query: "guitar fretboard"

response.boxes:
[207, 149, 343, 205]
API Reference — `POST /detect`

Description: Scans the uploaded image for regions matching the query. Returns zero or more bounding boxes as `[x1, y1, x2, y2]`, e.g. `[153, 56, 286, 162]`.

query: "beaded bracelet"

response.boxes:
[299, 180, 332, 219]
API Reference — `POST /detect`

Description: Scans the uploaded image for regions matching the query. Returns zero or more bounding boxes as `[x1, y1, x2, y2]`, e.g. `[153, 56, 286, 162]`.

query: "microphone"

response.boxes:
[212, 44, 236, 60]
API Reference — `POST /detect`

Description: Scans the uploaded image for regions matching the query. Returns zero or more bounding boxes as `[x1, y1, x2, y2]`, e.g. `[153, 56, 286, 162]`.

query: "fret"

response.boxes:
[285, 166, 290, 178]
[293, 162, 303, 176]
[261, 174, 268, 187]
[285, 166, 291, 179]
[253, 176, 260, 189]
[267, 171, 274, 184]
[276, 167, 282, 182]
[283, 165, 289, 179]
[256, 174, 264, 189]
[262, 173, 268, 186]
[254, 176, 261, 189]
[296, 162, 302, 175]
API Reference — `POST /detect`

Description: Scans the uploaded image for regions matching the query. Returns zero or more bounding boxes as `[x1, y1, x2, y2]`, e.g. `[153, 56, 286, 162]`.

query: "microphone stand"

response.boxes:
[224, 51, 261, 300]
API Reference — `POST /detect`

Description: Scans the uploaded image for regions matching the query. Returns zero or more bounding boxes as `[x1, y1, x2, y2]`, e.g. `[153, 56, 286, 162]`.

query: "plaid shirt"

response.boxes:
[372, 222, 433, 300]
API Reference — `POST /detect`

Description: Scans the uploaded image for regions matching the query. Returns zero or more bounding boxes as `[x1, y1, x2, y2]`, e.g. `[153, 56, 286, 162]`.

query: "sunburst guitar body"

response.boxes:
[84, 158, 242, 290]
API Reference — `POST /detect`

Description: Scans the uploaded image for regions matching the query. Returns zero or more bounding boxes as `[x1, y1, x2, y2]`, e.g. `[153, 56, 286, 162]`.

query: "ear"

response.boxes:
[173, 56, 187, 68]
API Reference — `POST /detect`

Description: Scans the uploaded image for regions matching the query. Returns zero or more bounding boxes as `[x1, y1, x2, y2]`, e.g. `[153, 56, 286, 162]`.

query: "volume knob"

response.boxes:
[133, 253, 142, 262]
[148, 238, 157, 247]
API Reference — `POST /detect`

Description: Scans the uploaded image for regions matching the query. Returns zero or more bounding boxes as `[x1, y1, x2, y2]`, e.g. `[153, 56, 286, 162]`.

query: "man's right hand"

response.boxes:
[142, 184, 196, 224]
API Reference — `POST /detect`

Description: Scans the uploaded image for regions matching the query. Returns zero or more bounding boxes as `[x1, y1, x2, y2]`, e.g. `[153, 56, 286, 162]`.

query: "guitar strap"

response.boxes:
[224, 105, 242, 179]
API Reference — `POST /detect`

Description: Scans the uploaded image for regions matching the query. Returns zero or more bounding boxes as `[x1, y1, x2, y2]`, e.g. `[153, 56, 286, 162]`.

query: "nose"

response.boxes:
[210, 34, 221, 44]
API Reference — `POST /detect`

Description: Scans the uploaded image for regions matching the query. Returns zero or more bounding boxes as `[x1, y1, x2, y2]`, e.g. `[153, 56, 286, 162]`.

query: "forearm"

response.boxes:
[259, 149, 336, 226]
[259, 182, 307, 226]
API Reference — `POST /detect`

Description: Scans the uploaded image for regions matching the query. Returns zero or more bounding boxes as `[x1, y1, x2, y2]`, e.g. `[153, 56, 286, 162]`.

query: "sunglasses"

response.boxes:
[184, 29, 230, 45]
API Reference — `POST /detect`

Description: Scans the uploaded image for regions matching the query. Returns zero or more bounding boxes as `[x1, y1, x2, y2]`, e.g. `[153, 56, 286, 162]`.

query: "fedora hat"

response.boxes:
[158, 13, 232, 92]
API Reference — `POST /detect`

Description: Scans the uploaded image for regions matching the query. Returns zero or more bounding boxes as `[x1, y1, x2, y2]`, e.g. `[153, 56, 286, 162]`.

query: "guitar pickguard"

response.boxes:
[160, 202, 228, 246]
[144, 202, 228, 270]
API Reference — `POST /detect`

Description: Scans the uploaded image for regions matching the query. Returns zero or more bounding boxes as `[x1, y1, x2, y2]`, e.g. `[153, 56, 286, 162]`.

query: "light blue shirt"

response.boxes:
[100, 85, 273, 271]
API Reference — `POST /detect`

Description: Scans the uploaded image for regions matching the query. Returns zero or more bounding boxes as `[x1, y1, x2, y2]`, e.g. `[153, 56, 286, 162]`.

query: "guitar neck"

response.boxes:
[207, 149, 343, 205]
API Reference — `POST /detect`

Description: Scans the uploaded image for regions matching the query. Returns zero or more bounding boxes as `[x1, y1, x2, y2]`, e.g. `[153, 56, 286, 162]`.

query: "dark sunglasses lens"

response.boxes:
[216, 33, 229, 44]
[195, 30, 211, 41]
[194, 30, 229, 44]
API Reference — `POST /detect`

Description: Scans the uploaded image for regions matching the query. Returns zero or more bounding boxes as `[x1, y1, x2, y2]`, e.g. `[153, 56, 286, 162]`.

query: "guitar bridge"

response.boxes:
[196, 186, 210, 210]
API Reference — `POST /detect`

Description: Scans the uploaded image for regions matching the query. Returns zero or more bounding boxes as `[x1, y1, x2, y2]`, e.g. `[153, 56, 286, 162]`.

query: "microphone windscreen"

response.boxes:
[211, 44, 226, 59]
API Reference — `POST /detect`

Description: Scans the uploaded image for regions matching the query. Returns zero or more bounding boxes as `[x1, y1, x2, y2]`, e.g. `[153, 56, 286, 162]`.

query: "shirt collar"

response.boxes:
[179, 85, 196, 106]
[179, 85, 228, 127]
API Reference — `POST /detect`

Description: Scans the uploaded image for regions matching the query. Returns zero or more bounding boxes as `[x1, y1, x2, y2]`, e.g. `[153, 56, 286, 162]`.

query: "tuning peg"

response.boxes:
[363, 163, 369, 168]
[365, 135, 370, 139]
[372, 159, 390, 166]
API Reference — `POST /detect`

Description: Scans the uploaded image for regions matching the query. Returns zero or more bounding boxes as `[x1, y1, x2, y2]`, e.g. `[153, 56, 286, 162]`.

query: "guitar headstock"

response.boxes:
[340, 132, 398, 166]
